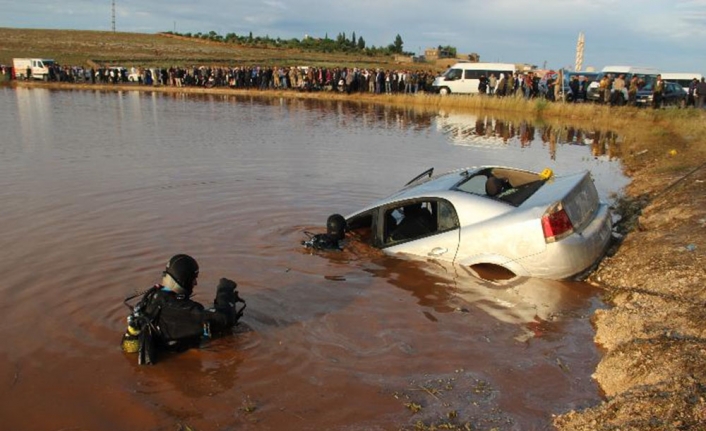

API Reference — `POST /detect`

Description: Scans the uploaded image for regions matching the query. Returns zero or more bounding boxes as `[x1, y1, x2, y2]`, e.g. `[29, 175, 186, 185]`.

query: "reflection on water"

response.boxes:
[437, 111, 620, 161]
[0, 87, 618, 430]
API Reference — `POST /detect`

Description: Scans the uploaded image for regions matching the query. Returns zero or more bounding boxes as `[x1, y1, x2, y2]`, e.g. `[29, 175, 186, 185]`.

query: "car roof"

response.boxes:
[346, 166, 539, 217]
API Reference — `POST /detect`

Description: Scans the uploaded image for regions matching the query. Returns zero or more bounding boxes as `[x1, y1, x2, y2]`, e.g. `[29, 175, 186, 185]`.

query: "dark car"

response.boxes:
[562, 71, 600, 102]
[635, 81, 686, 107]
[586, 73, 658, 103]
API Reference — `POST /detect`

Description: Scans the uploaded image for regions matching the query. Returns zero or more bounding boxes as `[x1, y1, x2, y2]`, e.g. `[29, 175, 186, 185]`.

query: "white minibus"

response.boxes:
[432, 62, 516, 95]
[661, 73, 703, 93]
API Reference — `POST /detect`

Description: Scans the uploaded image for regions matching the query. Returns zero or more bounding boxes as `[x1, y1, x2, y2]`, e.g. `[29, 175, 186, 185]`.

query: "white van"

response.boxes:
[432, 62, 516, 95]
[13, 58, 56, 81]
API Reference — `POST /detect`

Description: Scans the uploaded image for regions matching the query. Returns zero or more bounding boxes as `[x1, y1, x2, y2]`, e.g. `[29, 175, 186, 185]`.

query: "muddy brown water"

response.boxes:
[0, 88, 628, 430]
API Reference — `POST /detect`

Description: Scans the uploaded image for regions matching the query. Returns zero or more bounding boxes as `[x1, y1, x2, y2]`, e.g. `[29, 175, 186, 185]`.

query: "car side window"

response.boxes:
[383, 199, 458, 246]
[437, 200, 459, 231]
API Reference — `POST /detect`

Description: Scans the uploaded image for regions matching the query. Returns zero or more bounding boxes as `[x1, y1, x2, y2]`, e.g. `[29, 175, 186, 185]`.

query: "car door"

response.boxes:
[666, 83, 685, 105]
[377, 198, 461, 262]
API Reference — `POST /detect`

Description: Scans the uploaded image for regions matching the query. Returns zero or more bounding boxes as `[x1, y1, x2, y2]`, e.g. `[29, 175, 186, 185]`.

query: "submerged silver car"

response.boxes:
[345, 166, 612, 280]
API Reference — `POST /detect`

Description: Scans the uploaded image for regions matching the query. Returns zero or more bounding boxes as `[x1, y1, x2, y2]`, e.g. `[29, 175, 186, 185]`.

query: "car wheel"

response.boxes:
[439, 87, 450, 96]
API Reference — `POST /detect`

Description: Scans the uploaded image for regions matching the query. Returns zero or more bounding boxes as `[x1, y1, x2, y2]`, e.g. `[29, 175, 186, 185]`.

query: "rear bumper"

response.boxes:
[515, 204, 612, 279]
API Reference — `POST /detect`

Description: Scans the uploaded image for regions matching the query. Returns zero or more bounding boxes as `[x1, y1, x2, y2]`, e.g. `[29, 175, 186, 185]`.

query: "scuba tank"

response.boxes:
[121, 286, 160, 365]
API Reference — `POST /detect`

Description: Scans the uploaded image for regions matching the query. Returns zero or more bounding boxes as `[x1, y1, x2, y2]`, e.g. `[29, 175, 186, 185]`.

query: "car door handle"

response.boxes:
[428, 247, 448, 256]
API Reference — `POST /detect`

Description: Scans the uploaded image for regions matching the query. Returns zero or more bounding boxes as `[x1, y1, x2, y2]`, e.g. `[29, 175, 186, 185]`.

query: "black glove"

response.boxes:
[213, 278, 246, 326]
[215, 278, 237, 307]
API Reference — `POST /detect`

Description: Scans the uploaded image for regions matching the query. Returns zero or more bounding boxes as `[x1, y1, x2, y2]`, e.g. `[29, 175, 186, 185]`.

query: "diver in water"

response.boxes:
[121, 254, 246, 365]
[302, 214, 347, 251]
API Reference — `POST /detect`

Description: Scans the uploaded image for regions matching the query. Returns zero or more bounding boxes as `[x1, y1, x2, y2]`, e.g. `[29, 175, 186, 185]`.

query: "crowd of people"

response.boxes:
[1, 62, 439, 95]
[3, 61, 706, 108]
[477, 71, 567, 101]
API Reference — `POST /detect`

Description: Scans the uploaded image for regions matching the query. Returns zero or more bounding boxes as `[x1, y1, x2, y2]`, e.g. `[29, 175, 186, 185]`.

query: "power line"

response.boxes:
[111, 0, 116, 32]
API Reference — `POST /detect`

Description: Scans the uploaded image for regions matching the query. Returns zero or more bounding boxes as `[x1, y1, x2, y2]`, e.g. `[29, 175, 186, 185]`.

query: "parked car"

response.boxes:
[635, 81, 686, 107]
[344, 166, 612, 280]
[561, 71, 600, 102]
[586, 66, 659, 103]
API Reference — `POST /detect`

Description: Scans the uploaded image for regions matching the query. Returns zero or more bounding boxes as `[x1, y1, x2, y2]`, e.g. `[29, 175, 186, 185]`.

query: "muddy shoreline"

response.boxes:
[555, 159, 706, 430]
[8, 80, 706, 429]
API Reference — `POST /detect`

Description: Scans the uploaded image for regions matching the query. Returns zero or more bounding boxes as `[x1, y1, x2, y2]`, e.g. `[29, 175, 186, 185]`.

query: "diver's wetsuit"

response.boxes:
[126, 279, 244, 361]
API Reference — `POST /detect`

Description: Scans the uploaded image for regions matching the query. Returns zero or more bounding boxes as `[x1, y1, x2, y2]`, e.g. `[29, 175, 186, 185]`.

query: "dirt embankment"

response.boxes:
[555, 150, 706, 429]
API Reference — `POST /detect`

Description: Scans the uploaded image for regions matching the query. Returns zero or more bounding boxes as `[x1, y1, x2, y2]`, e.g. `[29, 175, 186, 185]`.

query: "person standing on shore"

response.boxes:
[478, 75, 488, 94]
[611, 74, 626, 105]
[488, 73, 497, 95]
[652, 74, 664, 109]
[696, 77, 706, 108]
[628, 75, 639, 106]
[494, 72, 506, 96]
[687, 78, 698, 107]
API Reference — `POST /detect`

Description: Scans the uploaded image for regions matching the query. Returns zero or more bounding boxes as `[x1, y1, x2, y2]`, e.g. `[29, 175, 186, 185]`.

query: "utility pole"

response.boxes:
[112, 0, 116, 32]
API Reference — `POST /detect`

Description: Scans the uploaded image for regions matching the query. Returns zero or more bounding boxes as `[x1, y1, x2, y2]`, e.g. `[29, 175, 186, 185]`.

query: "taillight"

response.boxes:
[542, 204, 574, 242]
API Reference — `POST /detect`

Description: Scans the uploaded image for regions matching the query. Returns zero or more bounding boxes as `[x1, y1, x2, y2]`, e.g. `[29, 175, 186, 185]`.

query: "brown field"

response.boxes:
[4, 27, 706, 430]
[0, 27, 439, 70]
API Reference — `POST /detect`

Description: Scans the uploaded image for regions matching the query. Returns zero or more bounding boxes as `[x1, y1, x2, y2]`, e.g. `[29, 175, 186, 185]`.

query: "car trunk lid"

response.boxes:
[525, 171, 601, 243]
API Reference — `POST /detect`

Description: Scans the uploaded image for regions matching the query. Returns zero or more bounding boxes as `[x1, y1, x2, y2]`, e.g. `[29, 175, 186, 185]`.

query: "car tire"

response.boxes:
[439, 87, 450, 96]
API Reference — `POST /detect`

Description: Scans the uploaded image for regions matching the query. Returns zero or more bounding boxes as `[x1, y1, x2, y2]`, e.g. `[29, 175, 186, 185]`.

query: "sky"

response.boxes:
[1, 0, 705, 73]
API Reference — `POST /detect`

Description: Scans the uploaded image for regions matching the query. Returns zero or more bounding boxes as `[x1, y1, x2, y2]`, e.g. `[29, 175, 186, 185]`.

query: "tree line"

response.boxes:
[163, 30, 419, 57]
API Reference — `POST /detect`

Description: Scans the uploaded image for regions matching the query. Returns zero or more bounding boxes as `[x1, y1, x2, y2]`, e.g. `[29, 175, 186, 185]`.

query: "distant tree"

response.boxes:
[392, 34, 404, 54]
[169, 28, 399, 57]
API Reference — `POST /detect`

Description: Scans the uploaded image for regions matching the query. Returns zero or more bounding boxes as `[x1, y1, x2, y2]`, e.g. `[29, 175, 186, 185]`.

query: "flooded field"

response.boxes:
[0, 87, 629, 430]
